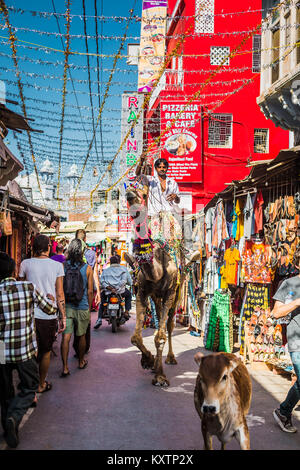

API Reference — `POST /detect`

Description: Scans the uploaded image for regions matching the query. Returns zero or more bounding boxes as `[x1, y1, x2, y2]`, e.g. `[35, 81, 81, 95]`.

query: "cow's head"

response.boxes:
[194, 352, 240, 416]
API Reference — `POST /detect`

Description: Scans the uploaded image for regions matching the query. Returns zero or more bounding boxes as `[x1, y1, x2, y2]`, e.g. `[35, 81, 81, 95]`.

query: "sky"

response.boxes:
[0, 0, 143, 198]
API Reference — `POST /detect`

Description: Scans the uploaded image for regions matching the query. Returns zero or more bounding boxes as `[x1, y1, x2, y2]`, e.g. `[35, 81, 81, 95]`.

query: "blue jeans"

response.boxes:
[280, 351, 300, 418]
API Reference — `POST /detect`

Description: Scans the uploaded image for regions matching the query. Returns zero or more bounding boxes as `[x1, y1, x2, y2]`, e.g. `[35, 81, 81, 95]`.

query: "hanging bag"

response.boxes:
[0, 193, 12, 236]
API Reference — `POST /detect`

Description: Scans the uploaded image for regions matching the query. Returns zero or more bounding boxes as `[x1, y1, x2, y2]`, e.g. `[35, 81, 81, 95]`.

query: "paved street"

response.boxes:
[1, 310, 300, 451]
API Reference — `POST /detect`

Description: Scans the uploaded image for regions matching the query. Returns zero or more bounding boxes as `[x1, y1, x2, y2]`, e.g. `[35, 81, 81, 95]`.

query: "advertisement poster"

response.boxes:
[160, 100, 203, 183]
[138, 0, 167, 93]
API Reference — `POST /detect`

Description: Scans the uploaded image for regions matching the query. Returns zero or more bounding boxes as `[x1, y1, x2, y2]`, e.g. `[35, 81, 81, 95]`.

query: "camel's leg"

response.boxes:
[131, 292, 154, 370]
[152, 290, 177, 387]
[165, 286, 180, 365]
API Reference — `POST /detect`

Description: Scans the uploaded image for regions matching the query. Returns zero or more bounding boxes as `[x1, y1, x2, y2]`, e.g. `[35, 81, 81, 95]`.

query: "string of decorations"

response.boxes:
[73, 1, 138, 204]
[89, 17, 198, 205]
[82, 0, 100, 166]
[90, 1, 284, 203]
[3, 4, 284, 21]
[0, 0, 45, 205]
[0, 65, 256, 89]
[2, 32, 300, 59]
[3, 19, 300, 41]
[56, 0, 71, 210]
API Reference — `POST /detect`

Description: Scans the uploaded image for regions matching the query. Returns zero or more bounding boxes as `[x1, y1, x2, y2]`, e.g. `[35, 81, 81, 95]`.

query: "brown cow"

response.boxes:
[194, 352, 252, 450]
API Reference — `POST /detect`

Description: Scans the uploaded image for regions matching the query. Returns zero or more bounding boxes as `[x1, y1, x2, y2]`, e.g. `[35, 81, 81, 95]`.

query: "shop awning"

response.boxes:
[85, 232, 107, 243]
[0, 183, 59, 228]
[204, 147, 300, 211]
[0, 139, 24, 186]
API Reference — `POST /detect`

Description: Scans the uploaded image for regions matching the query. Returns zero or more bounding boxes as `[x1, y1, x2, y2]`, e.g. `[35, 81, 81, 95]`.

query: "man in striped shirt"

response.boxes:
[0, 252, 59, 448]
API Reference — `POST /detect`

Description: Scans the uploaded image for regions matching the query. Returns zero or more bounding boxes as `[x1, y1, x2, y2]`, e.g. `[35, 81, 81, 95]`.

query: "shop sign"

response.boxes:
[138, 0, 167, 93]
[118, 214, 132, 232]
[160, 100, 203, 183]
[105, 213, 119, 235]
[120, 92, 144, 180]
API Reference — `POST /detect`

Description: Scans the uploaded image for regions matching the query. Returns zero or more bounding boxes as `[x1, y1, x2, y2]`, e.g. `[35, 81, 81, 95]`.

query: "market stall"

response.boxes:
[190, 148, 300, 375]
[0, 180, 59, 275]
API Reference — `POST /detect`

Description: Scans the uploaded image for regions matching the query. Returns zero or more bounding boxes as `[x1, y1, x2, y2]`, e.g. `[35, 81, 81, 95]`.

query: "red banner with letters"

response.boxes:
[118, 214, 132, 232]
[160, 100, 202, 183]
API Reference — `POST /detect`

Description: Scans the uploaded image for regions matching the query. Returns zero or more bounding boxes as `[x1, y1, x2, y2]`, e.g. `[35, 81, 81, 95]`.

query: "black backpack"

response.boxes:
[63, 262, 84, 306]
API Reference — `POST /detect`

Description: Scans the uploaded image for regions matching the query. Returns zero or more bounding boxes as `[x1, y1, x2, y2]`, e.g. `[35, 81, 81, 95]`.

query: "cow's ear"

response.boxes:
[228, 356, 241, 374]
[194, 352, 204, 367]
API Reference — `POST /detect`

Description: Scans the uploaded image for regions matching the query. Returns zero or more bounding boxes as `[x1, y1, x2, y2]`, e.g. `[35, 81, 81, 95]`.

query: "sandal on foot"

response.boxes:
[60, 371, 70, 378]
[38, 381, 52, 393]
[78, 360, 88, 370]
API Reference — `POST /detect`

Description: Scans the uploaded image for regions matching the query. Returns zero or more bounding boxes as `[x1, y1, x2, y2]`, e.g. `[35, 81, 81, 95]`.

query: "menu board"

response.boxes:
[138, 0, 167, 93]
[160, 100, 203, 183]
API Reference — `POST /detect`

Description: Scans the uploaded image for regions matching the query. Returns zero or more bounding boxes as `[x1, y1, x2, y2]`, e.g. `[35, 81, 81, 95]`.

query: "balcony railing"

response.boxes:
[165, 69, 184, 90]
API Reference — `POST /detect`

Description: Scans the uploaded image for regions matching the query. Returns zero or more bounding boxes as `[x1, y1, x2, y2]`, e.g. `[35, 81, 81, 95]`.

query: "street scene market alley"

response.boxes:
[1, 311, 300, 451]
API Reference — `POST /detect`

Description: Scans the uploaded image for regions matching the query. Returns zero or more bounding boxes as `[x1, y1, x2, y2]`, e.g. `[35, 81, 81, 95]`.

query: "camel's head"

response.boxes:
[125, 175, 149, 209]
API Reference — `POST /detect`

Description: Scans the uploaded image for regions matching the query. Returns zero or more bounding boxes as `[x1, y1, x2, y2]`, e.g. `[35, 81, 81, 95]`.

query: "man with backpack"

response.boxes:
[74, 229, 100, 356]
[60, 239, 94, 376]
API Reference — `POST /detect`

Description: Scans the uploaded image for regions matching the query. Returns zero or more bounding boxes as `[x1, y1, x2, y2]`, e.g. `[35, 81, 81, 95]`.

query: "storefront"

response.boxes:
[190, 148, 300, 376]
[0, 181, 59, 275]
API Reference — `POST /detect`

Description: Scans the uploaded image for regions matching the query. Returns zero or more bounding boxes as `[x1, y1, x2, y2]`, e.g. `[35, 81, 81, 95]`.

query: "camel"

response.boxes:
[125, 176, 186, 387]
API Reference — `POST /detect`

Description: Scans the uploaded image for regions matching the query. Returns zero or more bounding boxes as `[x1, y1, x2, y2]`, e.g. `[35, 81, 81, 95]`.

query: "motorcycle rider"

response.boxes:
[94, 255, 132, 329]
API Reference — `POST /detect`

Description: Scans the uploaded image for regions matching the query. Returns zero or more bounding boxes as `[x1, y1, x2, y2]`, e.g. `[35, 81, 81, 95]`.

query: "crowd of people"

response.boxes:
[0, 229, 132, 448]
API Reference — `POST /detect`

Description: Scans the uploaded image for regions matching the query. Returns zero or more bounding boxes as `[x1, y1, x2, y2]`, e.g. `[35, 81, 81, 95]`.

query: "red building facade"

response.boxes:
[144, 0, 289, 213]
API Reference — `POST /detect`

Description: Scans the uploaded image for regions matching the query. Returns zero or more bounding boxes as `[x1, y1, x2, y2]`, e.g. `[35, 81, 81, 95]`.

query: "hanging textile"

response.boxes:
[205, 207, 215, 255]
[234, 199, 244, 241]
[243, 192, 254, 240]
[253, 190, 264, 233]
[211, 200, 228, 250]
[238, 283, 270, 353]
[205, 289, 233, 353]
[223, 246, 241, 286]
[241, 240, 272, 284]
[203, 253, 219, 295]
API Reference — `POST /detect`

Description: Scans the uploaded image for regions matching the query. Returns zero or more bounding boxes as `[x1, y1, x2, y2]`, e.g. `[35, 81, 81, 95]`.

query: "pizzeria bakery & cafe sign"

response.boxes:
[160, 100, 202, 183]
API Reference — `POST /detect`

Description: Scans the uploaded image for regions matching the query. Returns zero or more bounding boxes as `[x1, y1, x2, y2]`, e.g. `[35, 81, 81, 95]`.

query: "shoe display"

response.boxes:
[273, 408, 297, 433]
[94, 319, 102, 329]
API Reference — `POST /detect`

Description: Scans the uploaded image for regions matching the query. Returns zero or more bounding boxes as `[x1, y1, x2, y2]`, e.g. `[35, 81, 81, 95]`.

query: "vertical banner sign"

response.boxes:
[118, 214, 132, 232]
[138, 0, 167, 93]
[160, 100, 203, 183]
[120, 92, 144, 181]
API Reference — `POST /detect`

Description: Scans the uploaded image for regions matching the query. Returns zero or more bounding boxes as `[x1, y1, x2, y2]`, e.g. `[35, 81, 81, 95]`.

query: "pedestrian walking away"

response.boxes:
[19, 234, 66, 394]
[73, 229, 100, 355]
[271, 248, 300, 433]
[60, 238, 94, 375]
[0, 252, 59, 449]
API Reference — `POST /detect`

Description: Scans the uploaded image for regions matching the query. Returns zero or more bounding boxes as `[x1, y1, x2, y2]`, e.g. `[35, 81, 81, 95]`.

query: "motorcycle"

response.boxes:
[103, 291, 127, 333]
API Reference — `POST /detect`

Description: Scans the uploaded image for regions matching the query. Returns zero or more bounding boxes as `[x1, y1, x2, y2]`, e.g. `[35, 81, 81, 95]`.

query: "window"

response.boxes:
[208, 114, 232, 148]
[254, 129, 269, 153]
[271, 25, 280, 83]
[210, 46, 230, 66]
[195, 0, 214, 34]
[252, 35, 261, 73]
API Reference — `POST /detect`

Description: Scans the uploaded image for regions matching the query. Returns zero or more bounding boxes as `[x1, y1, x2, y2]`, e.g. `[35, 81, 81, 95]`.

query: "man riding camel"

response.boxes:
[135, 156, 182, 249]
